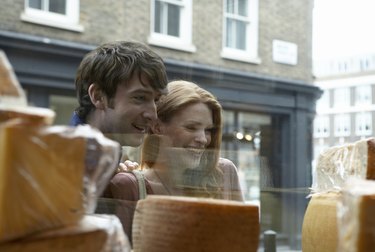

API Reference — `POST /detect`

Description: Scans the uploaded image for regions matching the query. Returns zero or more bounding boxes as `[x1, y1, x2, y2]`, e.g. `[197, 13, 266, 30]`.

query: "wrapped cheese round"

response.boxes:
[132, 195, 260, 252]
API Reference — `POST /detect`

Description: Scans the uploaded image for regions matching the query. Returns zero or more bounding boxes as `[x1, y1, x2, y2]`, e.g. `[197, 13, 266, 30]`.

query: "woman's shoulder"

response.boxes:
[218, 158, 237, 173]
[218, 157, 237, 171]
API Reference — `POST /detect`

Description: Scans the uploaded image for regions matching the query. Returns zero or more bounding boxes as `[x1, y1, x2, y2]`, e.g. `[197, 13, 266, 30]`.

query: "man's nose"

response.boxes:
[143, 102, 158, 122]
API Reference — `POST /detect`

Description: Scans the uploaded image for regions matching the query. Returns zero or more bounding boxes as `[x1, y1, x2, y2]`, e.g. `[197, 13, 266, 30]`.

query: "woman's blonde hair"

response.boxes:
[141, 80, 224, 196]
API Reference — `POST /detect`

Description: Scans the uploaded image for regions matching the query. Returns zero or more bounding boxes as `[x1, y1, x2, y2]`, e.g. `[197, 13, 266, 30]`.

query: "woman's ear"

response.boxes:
[88, 83, 107, 109]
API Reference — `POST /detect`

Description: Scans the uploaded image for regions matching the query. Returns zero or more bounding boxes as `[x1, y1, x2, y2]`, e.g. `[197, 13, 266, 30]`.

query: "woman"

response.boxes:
[104, 80, 243, 242]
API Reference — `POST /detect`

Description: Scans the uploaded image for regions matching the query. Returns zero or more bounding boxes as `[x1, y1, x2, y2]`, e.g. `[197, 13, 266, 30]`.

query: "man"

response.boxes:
[71, 40, 168, 147]
[71, 41, 168, 244]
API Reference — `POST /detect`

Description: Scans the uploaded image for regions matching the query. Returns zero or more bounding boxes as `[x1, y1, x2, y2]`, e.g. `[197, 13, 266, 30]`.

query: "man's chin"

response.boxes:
[105, 133, 145, 147]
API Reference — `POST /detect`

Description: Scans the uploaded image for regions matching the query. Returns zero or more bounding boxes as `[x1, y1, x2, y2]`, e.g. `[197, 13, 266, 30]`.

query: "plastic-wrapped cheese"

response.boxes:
[337, 178, 375, 252]
[0, 214, 131, 252]
[132, 195, 260, 252]
[0, 120, 120, 242]
[302, 138, 375, 252]
[312, 138, 375, 194]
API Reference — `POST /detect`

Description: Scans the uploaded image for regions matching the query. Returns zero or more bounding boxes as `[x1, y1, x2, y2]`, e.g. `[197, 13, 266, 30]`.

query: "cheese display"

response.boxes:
[337, 178, 375, 252]
[0, 121, 120, 242]
[302, 138, 375, 252]
[132, 195, 260, 252]
[0, 214, 131, 252]
[301, 192, 340, 252]
[312, 138, 375, 194]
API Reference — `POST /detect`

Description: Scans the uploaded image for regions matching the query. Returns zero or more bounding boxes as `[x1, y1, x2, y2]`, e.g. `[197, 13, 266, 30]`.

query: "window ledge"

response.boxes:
[148, 36, 196, 53]
[221, 50, 261, 64]
[21, 12, 84, 33]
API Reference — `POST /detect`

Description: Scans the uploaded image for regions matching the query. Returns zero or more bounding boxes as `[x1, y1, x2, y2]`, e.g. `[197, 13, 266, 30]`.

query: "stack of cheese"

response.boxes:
[302, 138, 375, 252]
[132, 195, 260, 252]
[0, 50, 130, 251]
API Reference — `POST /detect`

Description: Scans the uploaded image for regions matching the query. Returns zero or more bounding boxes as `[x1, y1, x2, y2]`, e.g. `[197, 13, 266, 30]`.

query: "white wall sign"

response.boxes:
[272, 40, 298, 65]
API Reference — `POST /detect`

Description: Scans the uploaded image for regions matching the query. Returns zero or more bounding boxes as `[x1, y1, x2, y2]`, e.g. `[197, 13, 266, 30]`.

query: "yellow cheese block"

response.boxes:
[301, 192, 340, 252]
[0, 214, 131, 252]
[132, 195, 260, 252]
[0, 121, 85, 242]
[338, 178, 375, 252]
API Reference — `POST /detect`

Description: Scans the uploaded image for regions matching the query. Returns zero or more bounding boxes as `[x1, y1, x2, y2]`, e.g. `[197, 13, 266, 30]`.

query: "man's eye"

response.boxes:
[134, 96, 146, 101]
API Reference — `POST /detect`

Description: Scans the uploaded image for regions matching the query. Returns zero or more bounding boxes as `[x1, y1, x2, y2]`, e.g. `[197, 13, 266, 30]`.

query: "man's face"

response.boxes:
[102, 74, 162, 147]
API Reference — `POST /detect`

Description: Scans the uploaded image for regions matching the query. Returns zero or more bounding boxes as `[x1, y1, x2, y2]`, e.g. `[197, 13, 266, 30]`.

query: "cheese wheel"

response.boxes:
[132, 195, 260, 252]
[0, 214, 131, 252]
[0, 121, 120, 242]
[301, 192, 340, 252]
[338, 178, 375, 252]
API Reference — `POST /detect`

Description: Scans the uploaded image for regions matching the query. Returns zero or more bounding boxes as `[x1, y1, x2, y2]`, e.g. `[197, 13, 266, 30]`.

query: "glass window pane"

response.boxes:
[236, 20, 246, 50]
[226, 18, 234, 48]
[226, 0, 235, 14]
[155, 0, 162, 33]
[238, 0, 248, 16]
[168, 4, 180, 37]
[29, 0, 42, 9]
[49, 0, 66, 14]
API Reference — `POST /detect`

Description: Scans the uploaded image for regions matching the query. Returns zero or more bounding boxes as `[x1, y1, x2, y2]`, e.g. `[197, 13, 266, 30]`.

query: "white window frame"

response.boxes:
[221, 0, 260, 64]
[355, 85, 372, 106]
[334, 114, 351, 137]
[149, 0, 196, 52]
[355, 112, 372, 136]
[313, 116, 330, 138]
[333, 87, 350, 108]
[21, 0, 83, 32]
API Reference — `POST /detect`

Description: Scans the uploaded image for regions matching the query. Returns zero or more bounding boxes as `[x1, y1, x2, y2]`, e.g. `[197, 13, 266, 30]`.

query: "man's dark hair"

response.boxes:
[74, 41, 168, 122]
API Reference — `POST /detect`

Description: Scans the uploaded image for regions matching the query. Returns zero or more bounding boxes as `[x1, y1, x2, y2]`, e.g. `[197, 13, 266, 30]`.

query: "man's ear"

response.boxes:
[88, 83, 107, 109]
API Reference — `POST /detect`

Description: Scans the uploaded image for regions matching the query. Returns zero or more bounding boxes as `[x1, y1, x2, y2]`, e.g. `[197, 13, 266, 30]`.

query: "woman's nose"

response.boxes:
[195, 130, 208, 145]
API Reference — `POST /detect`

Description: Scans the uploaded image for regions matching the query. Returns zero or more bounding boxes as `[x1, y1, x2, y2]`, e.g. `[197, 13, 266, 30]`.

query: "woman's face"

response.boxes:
[157, 102, 214, 169]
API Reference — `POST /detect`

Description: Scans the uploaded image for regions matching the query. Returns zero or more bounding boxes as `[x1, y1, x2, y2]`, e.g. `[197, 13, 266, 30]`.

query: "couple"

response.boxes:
[71, 40, 243, 242]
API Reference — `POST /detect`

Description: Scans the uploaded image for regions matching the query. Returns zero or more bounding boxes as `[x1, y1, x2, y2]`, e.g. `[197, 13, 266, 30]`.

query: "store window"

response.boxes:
[221, 0, 260, 63]
[49, 94, 78, 125]
[355, 112, 372, 136]
[21, 0, 83, 32]
[149, 0, 196, 52]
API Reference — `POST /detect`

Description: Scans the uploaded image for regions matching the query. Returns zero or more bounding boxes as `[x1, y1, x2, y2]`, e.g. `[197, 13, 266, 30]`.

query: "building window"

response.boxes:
[21, 0, 83, 32]
[313, 116, 330, 138]
[355, 112, 372, 136]
[149, 0, 196, 52]
[333, 87, 350, 108]
[355, 85, 372, 106]
[334, 114, 351, 137]
[221, 0, 260, 64]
